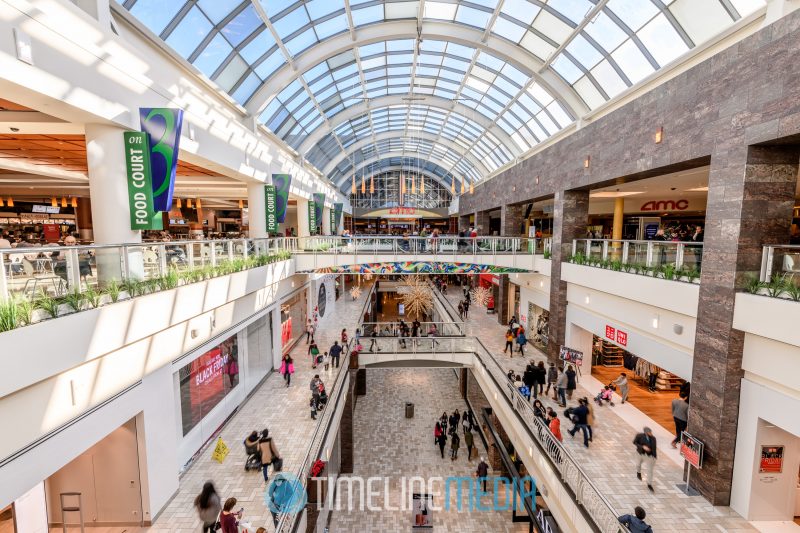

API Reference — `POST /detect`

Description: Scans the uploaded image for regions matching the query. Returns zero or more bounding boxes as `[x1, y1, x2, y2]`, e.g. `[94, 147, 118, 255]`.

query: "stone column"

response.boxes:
[493, 275, 511, 325]
[75, 197, 93, 242]
[247, 182, 267, 239]
[296, 198, 311, 238]
[500, 204, 524, 236]
[547, 190, 589, 363]
[340, 372, 357, 474]
[322, 207, 332, 235]
[689, 144, 799, 505]
[475, 210, 491, 235]
[458, 214, 471, 232]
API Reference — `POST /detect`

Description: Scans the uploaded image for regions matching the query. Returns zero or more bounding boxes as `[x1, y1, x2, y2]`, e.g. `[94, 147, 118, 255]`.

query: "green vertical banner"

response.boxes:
[329, 208, 335, 234]
[334, 203, 343, 231]
[272, 174, 292, 223]
[308, 201, 317, 235]
[264, 185, 278, 234]
[312, 193, 325, 231]
[123, 132, 162, 230]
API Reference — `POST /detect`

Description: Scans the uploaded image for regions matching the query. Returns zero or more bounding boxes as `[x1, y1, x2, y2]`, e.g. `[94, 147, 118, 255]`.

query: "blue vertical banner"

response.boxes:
[313, 193, 325, 232]
[139, 108, 184, 212]
[272, 174, 292, 223]
[333, 203, 343, 230]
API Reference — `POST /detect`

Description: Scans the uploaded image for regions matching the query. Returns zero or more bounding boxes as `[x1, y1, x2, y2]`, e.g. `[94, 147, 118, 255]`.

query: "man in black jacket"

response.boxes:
[567, 398, 590, 447]
[522, 364, 536, 401]
[632, 427, 657, 492]
[329, 341, 343, 368]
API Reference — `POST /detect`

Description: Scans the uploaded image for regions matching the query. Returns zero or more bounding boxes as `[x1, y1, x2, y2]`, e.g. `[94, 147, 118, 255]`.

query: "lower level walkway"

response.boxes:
[144, 282, 373, 533]
[328, 368, 529, 532]
[444, 290, 755, 532]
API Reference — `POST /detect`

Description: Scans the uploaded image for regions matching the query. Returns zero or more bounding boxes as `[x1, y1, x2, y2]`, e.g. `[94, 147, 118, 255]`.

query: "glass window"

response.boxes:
[165, 7, 212, 58]
[178, 334, 240, 436]
[637, 13, 688, 66]
[221, 4, 262, 46]
[198, 0, 244, 24]
[611, 39, 654, 83]
[193, 34, 233, 77]
[670, 0, 732, 45]
[547, 0, 593, 25]
[584, 12, 627, 53]
[130, 0, 184, 35]
[607, 0, 658, 31]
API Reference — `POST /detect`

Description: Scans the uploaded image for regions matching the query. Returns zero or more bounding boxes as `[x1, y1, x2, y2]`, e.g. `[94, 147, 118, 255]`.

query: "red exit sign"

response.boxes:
[605, 325, 628, 346]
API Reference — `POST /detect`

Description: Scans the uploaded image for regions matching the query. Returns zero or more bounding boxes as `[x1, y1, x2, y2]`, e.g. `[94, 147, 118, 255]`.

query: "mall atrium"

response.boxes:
[1, 0, 800, 532]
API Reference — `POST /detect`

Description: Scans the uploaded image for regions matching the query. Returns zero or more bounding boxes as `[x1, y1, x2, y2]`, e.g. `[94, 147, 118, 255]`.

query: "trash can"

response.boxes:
[405, 402, 414, 418]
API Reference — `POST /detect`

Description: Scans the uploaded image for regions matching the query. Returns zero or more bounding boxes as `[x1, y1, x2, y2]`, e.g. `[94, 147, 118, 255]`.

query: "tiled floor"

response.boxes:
[327, 368, 529, 533]
[443, 289, 756, 532]
[145, 282, 373, 533]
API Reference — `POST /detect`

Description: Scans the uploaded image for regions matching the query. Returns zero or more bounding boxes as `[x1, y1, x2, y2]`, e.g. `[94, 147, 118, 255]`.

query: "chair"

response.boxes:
[783, 254, 800, 280]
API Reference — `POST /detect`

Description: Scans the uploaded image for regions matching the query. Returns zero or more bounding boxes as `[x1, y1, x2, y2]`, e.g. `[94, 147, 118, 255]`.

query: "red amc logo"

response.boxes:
[640, 199, 689, 212]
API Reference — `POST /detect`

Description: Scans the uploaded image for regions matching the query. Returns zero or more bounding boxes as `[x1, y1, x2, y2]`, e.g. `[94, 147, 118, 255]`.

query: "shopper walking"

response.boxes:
[194, 482, 222, 533]
[585, 396, 595, 442]
[437, 432, 448, 459]
[613, 372, 629, 404]
[305, 319, 314, 344]
[671, 394, 689, 448]
[523, 363, 536, 400]
[257, 429, 281, 484]
[434, 421, 443, 446]
[476, 458, 489, 491]
[503, 329, 515, 355]
[368, 328, 381, 352]
[567, 398, 590, 447]
[633, 427, 657, 492]
[329, 340, 343, 368]
[516, 328, 527, 356]
[565, 365, 577, 400]
[450, 432, 460, 460]
[547, 408, 562, 442]
[618, 506, 654, 533]
[219, 498, 241, 533]
[535, 361, 546, 397]
[556, 367, 568, 407]
[546, 362, 558, 398]
[532, 399, 547, 421]
[308, 339, 320, 368]
[310, 375, 322, 420]
[280, 354, 294, 387]
[464, 429, 474, 460]
[341, 328, 348, 345]
[458, 300, 465, 320]
[440, 412, 449, 435]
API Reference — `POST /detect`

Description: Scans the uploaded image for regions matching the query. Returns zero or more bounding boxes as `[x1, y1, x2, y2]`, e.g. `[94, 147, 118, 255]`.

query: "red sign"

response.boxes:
[187, 347, 225, 422]
[389, 207, 416, 215]
[605, 325, 628, 346]
[281, 316, 293, 349]
[759, 445, 784, 473]
[640, 199, 689, 212]
[680, 432, 704, 469]
[43, 224, 60, 242]
[480, 273, 499, 286]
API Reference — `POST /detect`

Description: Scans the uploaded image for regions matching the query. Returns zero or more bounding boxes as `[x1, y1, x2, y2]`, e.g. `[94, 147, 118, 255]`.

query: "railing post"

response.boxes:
[584, 240, 590, 257]
[622, 241, 629, 264]
[646, 241, 654, 268]
[571, 240, 577, 256]
[242, 239, 248, 259]
[676, 243, 685, 269]
[227, 241, 234, 262]
[121, 245, 130, 280]
[0, 253, 10, 301]
[210, 243, 217, 267]
[762, 246, 774, 282]
[66, 249, 82, 292]
[187, 243, 195, 268]
[157, 244, 167, 277]
[602, 240, 608, 261]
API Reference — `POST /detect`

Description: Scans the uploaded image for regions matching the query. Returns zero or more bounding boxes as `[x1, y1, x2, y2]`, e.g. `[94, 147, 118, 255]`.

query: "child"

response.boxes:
[320, 351, 328, 371]
[594, 385, 615, 406]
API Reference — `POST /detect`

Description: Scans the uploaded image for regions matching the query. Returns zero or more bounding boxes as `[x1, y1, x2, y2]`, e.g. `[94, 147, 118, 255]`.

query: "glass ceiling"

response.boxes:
[119, 0, 766, 191]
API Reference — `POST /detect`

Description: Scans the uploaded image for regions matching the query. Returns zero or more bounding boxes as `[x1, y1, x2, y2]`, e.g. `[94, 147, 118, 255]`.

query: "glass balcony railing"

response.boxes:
[571, 239, 703, 281]
[296, 236, 552, 256]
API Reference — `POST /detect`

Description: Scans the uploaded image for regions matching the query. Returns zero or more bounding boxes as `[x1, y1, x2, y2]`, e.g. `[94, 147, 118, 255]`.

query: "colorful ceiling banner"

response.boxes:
[308, 201, 317, 235]
[312, 193, 325, 229]
[334, 203, 343, 230]
[139, 108, 184, 212]
[264, 185, 278, 234]
[272, 174, 292, 223]
[123, 132, 162, 230]
[309, 262, 527, 274]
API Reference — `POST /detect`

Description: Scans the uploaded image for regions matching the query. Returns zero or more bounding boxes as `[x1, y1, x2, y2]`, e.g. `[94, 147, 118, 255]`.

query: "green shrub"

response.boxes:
[660, 264, 676, 281]
[542, 250, 552, 259]
[744, 275, 764, 294]
[766, 274, 788, 298]
[85, 287, 101, 309]
[157, 269, 179, 291]
[685, 268, 700, 283]
[0, 298, 19, 332]
[104, 279, 122, 303]
[610, 260, 622, 272]
[63, 290, 86, 313]
[16, 297, 34, 326]
[35, 290, 61, 318]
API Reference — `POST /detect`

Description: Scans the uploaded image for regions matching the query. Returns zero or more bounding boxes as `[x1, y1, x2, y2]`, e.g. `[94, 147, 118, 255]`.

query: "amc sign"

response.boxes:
[640, 199, 689, 212]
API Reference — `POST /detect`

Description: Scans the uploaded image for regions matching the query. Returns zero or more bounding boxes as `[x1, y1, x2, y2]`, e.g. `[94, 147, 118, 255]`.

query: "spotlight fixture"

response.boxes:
[652, 314, 659, 329]
[71, 197, 77, 208]
[584, 155, 591, 169]
[61, 197, 67, 208]
[51, 197, 57, 207]
[6, 197, 13, 207]
[450, 179, 455, 194]
[238, 199, 244, 209]
[655, 126, 664, 144]
[187, 199, 193, 209]
[176, 198, 182, 209]
[535, 175, 540, 185]
[420, 176, 425, 193]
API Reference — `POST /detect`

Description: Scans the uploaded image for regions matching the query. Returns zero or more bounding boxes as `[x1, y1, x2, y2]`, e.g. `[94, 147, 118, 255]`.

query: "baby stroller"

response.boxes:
[317, 384, 329, 411]
[243, 431, 262, 471]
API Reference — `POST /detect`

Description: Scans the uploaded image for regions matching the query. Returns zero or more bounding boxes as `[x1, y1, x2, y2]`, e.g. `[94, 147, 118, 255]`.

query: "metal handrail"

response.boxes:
[760, 244, 800, 282]
[295, 236, 551, 256]
[360, 321, 465, 337]
[571, 238, 703, 272]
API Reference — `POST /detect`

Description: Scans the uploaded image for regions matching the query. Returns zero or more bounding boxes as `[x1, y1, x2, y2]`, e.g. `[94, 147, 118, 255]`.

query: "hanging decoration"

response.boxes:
[350, 286, 362, 300]
[361, 173, 366, 194]
[400, 276, 434, 319]
[471, 286, 492, 307]
[411, 174, 416, 194]
[420, 175, 425, 194]
[470, 181, 474, 195]
[370, 173, 375, 194]
[351, 174, 356, 194]
[450, 178, 455, 194]
[460, 178, 465, 194]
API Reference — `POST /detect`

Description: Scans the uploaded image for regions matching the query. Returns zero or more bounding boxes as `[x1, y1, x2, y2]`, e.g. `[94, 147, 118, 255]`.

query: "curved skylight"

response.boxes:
[119, 0, 766, 190]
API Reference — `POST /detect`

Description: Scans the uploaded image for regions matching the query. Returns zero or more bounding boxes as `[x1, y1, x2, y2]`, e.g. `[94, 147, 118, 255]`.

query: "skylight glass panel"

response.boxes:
[385, 1, 418, 19]
[197, 0, 242, 24]
[285, 28, 318, 56]
[130, 0, 184, 35]
[424, 2, 457, 20]
[574, 76, 606, 108]
[193, 34, 233, 77]
[546, 101, 572, 127]
[315, 14, 348, 39]
[166, 7, 212, 58]
[261, 0, 296, 16]
[240, 31, 275, 63]
[231, 71, 260, 103]
[730, 0, 766, 17]
[532, 10, 574, 44]
[455, 5, 492, 28]
[590, 59, 627, 97]
[547, 0, 593, 25]
[670, 0, 732, 45]
[492, 17, 526, 43]
[584, 12, 627, 53]
[221, 5, 261, 46]
[566, 34, 603, 69]
[446, 42, 475, 60]
[528, 83, 554, 106]
[254, 49, 286, 79]
[551, 54, 582, 84]
[305, 0, 340, 19]
[520, 31, 556, 61]
[636, 13, 688, 66]
[351, 4, 384, 26]
[329, 50, 356, 69]
[421, 40, 447, 53]
[500, 0, 539, 24]
[611, 39, 655, 83]
[272, 6, 311, 39]
[607, 0, 659, 31]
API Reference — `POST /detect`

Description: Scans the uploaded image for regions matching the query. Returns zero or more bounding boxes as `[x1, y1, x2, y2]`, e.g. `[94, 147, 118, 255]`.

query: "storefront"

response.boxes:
[0, 201, 77, 242]
[280, 288, 308, 355]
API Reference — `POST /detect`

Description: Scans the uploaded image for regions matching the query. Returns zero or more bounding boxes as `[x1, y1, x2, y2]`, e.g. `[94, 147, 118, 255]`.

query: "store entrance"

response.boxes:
[591, 335, 686, 431]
